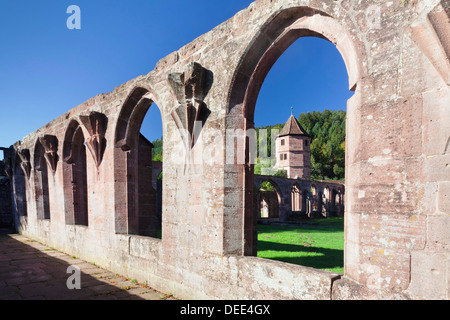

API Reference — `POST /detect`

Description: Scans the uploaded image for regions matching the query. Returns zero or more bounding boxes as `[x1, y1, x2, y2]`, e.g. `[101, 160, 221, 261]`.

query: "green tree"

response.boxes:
[151, 138, 163, 161]
[298, 109, 346, 180]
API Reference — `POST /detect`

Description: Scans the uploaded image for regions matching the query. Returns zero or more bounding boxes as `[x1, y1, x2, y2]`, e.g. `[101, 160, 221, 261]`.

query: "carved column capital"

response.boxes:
[79, 112, 107, 168]
[17, 148, 31, 179]
[39, 135, 59, 173]
[168, 62, 212, 150]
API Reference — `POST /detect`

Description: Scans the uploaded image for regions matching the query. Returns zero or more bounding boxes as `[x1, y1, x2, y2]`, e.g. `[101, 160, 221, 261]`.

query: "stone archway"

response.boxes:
[114, 86, 164, 238]
[33, 138, 51, 220]
[226, 5, 367, 258]
[291, 183, 303, 213]
[256, 179, 283, 219]
[62, 120, 89, 226]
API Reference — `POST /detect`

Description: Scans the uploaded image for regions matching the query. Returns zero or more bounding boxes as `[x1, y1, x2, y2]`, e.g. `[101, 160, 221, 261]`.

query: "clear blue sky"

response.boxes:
[0, 0, 352, 151]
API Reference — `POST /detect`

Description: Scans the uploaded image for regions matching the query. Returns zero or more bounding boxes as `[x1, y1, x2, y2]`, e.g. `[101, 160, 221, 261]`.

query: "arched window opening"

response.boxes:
[323, 186, 331, 217]
[310, 184, 321, 215]
[34, 139, 50, 220]
[13, 155, 28, 218]
[302, 189, 309, 217]
[137, 104, 163, 239]
[335, 187, 345, 216]
[291, 184, 303, 213]
[63, 121, 88, 226]
[155, 169, 163, 239]
[114, 87, 163, 239]
[257, 180, 280, 220]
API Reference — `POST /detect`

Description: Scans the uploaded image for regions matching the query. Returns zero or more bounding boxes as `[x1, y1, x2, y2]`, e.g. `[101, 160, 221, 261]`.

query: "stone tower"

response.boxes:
[276, 112, 311, 179]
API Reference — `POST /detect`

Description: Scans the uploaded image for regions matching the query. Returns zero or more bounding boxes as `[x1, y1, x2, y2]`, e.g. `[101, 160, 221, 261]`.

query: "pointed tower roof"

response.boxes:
[278, 114, 310, 138]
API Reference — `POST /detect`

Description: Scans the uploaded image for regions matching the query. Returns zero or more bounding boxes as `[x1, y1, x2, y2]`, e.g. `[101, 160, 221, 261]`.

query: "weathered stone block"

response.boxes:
[409, 250, 449, 300]
[422, 87, 450, 156]
[438, 182, 450, 214]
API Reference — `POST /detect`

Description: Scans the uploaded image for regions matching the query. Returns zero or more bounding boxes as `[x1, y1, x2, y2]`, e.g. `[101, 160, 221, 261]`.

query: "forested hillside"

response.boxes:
[298, 110, 346, 181]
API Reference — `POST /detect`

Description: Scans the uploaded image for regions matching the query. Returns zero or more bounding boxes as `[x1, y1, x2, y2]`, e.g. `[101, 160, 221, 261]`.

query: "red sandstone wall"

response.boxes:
[7, 0, 449, 300]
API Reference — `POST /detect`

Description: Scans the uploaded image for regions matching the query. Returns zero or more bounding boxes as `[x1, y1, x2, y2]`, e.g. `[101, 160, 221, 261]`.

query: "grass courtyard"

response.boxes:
[257, 217, 344, 274]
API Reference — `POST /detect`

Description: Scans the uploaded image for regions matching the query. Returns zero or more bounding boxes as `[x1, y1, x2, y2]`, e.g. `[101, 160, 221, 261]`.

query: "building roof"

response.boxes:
[278, 115, 310, 137]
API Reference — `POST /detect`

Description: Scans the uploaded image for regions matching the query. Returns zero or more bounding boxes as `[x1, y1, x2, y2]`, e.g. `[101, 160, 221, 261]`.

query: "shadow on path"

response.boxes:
[0, 228, 173, 300]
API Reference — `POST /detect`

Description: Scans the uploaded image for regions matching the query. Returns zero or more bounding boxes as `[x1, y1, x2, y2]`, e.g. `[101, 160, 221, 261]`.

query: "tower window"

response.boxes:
[284, 154, 287, 160]
[281, 139, 285, 146]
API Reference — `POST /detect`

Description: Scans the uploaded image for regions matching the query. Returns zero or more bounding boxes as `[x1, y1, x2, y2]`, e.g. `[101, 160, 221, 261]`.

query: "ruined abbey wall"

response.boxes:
[5, 0, 449, 299]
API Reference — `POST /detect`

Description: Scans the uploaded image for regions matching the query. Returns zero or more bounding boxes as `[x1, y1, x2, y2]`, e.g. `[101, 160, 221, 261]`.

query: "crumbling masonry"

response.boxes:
[3, 0, 449, 299]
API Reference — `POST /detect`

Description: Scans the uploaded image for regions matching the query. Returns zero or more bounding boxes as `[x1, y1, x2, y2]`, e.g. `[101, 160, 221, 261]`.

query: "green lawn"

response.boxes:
[257, 217, 344, 274]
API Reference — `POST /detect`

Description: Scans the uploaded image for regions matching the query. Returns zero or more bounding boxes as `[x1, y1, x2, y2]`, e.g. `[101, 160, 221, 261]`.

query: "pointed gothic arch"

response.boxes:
[114, 86, 164, 238]
[33, 139, 50, 220]
[63, 120, 89, 226]
[291, 183, 303, 213]
[226, 6, 367, 256]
